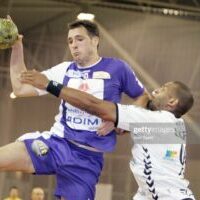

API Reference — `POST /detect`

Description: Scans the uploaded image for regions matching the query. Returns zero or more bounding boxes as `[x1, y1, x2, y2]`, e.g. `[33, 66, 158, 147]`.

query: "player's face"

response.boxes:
[10, 189, 19, 198]
[68, 26, 98, 66]
[31, 188, 44, 200]
[151, 82, 177, 110]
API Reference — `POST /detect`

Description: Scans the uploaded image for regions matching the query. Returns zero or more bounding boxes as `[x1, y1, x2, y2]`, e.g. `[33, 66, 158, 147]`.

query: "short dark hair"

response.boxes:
[10, 186, 18, 190]
[172, 81, 194, 118]
[68, 20, 100, 38]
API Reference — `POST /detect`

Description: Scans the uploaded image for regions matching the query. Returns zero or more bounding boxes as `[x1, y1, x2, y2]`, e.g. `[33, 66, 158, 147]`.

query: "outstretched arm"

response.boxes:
[60, 84, 117, 122]
[20, 70, 117, 122]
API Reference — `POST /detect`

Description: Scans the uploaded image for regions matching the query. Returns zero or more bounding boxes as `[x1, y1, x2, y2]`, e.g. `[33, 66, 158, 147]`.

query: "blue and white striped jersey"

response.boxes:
[36, 57, 144, 152]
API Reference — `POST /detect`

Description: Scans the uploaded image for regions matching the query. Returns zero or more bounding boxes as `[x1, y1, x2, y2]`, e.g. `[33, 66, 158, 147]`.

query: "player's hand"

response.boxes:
[12, 34, 23, 48]
[20, 70, 49, 89]
[6, 15, 24, 48]
[97, 121, 114, 136]
[115, 128, 129, 136]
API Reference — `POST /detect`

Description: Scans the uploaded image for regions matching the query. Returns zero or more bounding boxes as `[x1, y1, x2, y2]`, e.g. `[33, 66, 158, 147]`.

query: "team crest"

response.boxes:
[92, 71, 111, 79]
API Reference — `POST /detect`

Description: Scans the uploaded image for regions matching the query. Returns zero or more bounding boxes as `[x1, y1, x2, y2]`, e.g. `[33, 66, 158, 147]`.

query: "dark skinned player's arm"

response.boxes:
[20, 70, 149, 130]
[59, 86, 117, 123]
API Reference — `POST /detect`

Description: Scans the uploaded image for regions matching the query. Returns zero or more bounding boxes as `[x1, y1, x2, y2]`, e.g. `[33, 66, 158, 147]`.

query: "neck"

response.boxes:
[147, 100, 157, 111]
[77, 53, 100, 67]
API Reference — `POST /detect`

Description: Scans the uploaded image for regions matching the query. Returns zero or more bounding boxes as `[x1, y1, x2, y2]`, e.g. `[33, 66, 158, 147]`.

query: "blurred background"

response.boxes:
[0, 0, 200, 199]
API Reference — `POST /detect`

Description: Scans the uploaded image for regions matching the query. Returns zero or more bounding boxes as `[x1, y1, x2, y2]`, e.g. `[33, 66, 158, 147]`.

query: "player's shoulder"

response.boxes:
[103, 57, 133, 75]
[157, 110, 184, 123]
[103, 57, 128, 65]
[52, 61, 73, 69]
[45, 61, 73, 74]
[41, 61, 73, 79]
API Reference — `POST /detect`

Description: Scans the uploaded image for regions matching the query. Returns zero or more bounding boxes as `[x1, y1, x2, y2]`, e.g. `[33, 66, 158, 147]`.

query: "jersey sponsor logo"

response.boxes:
[180, 188, 194, 197]
[66, 116, 99, 126]
[93, 71, 111, 79]
[78, 82, 90, 92]
[66, 69, 90, 79]
[163, 150, 178, 161]
[67, 69, 81, 78]
[65, 78, 104, 131]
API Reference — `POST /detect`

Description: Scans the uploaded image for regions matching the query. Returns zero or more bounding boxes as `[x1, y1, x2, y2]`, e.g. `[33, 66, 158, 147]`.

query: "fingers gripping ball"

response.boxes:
[0, 18, 18, 49]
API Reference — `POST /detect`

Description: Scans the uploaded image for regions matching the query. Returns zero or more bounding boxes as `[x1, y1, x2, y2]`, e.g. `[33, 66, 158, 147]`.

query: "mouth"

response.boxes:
[73, 52, 80, 57]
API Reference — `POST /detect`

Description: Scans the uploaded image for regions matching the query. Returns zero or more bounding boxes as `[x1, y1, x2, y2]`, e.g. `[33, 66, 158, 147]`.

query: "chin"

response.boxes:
[73, 57, 80, 62]
[147, 100, 157, 111]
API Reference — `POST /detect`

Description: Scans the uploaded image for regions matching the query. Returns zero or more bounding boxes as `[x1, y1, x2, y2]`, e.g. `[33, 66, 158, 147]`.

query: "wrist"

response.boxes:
[46, 80, 64, 97]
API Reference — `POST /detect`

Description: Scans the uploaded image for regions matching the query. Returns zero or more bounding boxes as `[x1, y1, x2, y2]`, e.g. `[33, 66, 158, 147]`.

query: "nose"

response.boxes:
[70, 40, 78, 49]
[152, 88, 160, 96]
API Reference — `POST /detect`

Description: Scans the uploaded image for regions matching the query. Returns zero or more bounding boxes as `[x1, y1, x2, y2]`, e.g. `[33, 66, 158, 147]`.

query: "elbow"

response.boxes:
[12, 88, 27, 97]
[12, 90, 23, 97]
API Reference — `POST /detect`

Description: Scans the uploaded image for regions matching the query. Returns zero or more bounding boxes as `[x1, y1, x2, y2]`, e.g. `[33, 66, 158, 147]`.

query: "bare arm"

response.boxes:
[20, 70, 117, 122]
[10, 36, 38, 97]
[59, 86, 117, 122]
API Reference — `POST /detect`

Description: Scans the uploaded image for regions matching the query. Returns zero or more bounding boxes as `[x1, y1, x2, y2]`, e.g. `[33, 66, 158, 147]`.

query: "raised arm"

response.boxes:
[10, 36, 38, 97]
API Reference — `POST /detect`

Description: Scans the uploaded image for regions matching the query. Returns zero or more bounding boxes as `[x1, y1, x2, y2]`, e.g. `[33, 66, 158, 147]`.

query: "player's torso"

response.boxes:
[51, 58, 126, 151]
[131, 144, 192, 199]
[63, 58, 121, 131]
[62, 58, 122, 131]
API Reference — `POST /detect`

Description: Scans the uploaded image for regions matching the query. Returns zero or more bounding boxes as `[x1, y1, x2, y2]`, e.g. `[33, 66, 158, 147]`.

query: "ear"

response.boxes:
[92, 36, 99, 47]
[167, 98, 179, 110]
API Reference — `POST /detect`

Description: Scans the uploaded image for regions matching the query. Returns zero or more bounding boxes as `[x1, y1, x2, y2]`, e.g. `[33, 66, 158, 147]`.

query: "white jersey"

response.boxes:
[116, 104, 195, 200]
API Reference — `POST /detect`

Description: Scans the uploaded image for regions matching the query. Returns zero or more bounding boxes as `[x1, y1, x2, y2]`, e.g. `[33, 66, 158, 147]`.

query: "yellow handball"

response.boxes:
[0, 18, 18, 49]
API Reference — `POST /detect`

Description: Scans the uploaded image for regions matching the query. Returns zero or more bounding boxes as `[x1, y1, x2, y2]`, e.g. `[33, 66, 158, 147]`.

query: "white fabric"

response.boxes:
[117, 104, 195, 200]
[35, 62, 71, 137]
[65, 78, 103, 131]
[35, 61, 72, 96]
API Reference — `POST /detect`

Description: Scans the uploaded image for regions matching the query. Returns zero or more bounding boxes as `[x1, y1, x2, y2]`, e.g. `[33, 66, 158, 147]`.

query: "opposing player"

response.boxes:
[2, 20, 148, 200]
[21, 71, 195, 200]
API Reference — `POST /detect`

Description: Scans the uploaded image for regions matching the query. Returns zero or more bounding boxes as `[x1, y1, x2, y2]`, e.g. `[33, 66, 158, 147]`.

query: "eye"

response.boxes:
[68, 39, 73, 45]
[77, 38, 84, 41]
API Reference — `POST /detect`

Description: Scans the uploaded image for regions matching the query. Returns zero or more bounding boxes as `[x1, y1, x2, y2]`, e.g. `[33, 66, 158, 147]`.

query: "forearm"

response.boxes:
[19, 70, 117, 120]
[10, 41, 27, 94]
[59, 86, 117, 122]
[10, 39, 38, 97]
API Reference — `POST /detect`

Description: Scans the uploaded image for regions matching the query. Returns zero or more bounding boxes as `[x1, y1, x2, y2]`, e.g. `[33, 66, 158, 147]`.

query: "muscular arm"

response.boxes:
[20, 70, 117, 122]
[59, 86, 117, 122]
[10, 36, 38, 97]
